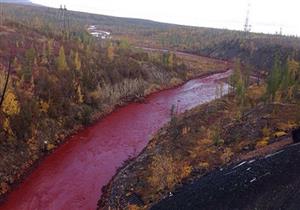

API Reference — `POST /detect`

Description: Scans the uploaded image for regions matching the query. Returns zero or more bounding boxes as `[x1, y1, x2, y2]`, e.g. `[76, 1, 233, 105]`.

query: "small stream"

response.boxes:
[0, 70, 231, 210]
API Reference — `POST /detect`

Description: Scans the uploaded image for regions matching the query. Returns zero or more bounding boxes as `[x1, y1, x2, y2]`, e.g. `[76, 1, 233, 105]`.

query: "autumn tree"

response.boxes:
[161, 52, 175, 69]
[107, 42, 114, 61]
[280, 58, 300, 101]
[74, 51, 81, 71]
[118, 39, 130, 50]
[167, 52, 175, 68]
[47, 39, 54, 59]
[57, 46, 68, 71]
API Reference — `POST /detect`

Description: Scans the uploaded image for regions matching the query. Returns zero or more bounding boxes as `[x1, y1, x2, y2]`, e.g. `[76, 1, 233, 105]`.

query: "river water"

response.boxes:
[0, 70, 231, 210]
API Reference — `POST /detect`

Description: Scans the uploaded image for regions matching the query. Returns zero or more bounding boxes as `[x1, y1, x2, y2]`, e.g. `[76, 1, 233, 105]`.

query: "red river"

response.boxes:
[0, 70, 231, 210]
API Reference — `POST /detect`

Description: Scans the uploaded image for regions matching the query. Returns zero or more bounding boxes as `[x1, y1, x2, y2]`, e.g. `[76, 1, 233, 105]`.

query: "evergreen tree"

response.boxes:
[22, 47, 36, 83]
[266, 55, 282, 102]
[229, 59, 242, 92]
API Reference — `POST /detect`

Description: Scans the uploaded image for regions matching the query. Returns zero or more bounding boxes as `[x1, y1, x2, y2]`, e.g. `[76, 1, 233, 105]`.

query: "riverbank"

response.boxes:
[99, 84, 300, 209]
[0, 58, 230, 209]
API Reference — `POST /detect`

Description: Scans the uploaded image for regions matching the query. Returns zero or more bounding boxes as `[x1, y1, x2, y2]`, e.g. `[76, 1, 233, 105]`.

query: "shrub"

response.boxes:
[147, 154, 191, 192]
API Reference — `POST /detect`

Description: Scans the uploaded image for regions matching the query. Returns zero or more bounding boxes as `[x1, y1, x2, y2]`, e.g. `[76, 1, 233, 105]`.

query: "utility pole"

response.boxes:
[244, 2, 251, 33]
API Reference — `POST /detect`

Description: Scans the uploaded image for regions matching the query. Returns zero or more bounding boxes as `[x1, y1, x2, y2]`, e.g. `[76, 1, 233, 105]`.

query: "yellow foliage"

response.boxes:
[276, 122, 297, 131]
[256, 137, 269, 148]
[27, 137, 39, 154]
[262, 126, 271, 137]
[0, 70, 5, 88]
[148, 155, 191, 192]
[47, 143, 56, 151]
[127, 205, 141, 210]
[144, 84, 161, 96]
[2, 90, 20, 116]
[168, 53, 174, 68]
[247, 84, 266, 106]
[272, 131, 287, 138]
[198, 162, 209, 169]
[221, 148, 233, 164]
[74, 51, 81, 71]
[77, 85, 84, 103]
[3, 118, 13, 136]
[40, 100, 50, 113]
[274, 91, 282, 103]
[57, 46, 68, 71]
[170, 77, 183, 86]
[182, 164, 192, 177]
[107, 43, 115, 61]
[287, 59, 299, 80]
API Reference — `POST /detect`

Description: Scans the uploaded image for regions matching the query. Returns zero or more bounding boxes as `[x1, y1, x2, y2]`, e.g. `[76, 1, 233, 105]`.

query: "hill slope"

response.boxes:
[1, 4, 300, 71]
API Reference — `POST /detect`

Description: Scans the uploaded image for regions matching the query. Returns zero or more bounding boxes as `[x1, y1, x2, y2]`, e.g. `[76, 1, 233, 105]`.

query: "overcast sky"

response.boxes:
[32, 0, 300, 35]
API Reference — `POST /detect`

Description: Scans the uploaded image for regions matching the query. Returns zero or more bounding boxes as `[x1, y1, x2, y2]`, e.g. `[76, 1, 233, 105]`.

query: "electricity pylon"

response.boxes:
[57, 5, 70, 35]
[244, 2, 251, 33]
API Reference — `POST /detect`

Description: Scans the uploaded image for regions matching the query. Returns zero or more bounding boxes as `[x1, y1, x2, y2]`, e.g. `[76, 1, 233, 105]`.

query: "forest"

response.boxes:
[0, 3, 231, 199]
[0, 6, 192, 197]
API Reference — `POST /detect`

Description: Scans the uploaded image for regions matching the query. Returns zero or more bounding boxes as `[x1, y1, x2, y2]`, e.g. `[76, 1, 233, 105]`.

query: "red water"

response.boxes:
[0, 70, 231, 210]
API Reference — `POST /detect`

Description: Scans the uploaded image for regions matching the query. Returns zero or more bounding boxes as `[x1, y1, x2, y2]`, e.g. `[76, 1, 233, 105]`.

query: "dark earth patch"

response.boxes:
[292, 127, 300, 143]
[152, 143, 300, 210]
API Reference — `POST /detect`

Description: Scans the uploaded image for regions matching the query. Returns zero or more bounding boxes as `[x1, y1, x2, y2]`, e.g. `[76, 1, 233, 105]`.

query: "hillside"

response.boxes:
[1, 4, 300, 71]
